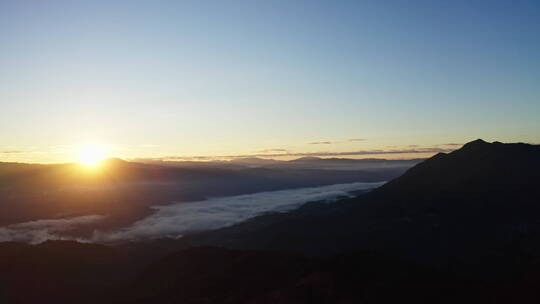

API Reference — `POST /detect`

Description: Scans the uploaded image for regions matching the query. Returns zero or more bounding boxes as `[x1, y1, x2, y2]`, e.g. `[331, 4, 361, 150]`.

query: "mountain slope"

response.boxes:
[186, 140, 540, 269]
[0, 241, 125, 304]
[128, 247, 473, 304]
[2, 139, 540, 303]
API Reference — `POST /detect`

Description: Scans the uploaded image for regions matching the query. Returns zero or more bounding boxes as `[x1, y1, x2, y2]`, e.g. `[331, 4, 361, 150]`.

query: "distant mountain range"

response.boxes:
[1, 139, 539, 303]
[139, 156, 424, 170]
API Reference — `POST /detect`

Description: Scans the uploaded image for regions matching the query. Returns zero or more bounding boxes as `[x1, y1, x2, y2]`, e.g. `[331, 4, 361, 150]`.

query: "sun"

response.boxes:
[78, 145, 106, 166]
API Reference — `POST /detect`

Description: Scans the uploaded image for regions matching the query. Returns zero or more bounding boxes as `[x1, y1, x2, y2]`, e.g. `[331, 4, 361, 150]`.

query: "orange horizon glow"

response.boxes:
[0, 141, 470, 165]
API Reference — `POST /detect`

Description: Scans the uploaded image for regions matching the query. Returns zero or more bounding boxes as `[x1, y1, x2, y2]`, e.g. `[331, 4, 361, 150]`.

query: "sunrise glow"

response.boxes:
[78, 145, 105, 166]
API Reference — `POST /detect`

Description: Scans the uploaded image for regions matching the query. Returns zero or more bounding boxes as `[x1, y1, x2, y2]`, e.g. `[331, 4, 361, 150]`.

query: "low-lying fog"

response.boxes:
[0, 182, 384, 244]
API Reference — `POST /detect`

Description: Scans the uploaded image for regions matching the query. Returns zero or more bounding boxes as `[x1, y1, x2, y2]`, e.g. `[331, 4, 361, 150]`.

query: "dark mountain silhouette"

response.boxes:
[185, 140, 540, 269]
[109, 139, 540, 303]
[0, 241, 484, 304]
[127, 247, 477, 304]
[1, 139, 540, 303]
[0, 240, 126, 304]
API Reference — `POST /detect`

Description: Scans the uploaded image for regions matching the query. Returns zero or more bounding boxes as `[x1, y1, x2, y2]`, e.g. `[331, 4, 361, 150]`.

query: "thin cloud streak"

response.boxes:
[442, 143, 463, 146]
[308, 138, 365, 145]
[308, 141, 334, 145]
[256, 148, 289, 153]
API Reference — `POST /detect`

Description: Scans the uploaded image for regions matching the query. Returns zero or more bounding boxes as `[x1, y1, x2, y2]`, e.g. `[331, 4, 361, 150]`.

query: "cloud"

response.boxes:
[308, 141, 335, 145]
[256, 148, 288, 153]
[442, 143, 463, 146]
[231, 147, 455, 158]
[309, 139, 364, 145]
[0, 215, 105, 244]
[148, 156, 218, 162]
[1, 150, 24, 154]
[96, 182, 384, 242]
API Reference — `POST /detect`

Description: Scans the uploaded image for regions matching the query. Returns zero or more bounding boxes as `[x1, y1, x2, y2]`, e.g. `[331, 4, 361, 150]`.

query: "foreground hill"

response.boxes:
[0, 241, 125, 304]
[0, 241, 485, 304]
[128, 247, 477, 304]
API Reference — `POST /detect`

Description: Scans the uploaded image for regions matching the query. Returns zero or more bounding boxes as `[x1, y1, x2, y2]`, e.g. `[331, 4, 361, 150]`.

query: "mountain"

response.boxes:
[128, 247, 471, 304]
[0, 240, 125, 304]
[229, 157, 282, 165]
[0, 158, 406, 233]
[287, 157, 425, 170]
[1, 139, 540, 303]
[185, 140, 540, 270]
[0, 241, 481, 304]
[291, 156, 323, 162]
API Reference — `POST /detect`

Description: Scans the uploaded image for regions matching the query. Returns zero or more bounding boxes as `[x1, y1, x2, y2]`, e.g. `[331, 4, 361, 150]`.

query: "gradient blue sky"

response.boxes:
[1, 0, 539, 162]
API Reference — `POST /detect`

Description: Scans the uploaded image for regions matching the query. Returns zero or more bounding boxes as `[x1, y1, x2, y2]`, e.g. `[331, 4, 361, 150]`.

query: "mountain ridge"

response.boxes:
[1, 139, 540, 303]
[184, 139, 540, 267]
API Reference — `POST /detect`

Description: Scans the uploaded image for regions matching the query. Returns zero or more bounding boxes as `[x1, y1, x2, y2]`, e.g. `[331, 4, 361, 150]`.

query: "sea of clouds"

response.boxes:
[0, 182, 384, 244]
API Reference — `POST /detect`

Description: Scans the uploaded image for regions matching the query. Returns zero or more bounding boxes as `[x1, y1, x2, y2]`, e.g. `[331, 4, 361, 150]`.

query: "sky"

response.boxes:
[1, 0, 539, 163]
